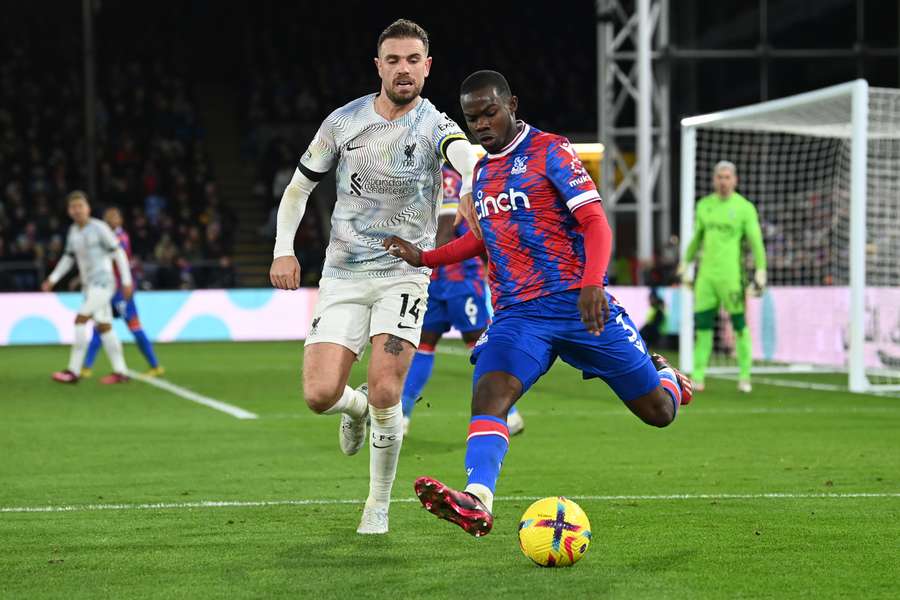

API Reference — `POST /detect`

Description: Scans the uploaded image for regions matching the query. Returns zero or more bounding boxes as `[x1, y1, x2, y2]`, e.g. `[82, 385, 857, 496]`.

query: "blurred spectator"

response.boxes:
[0, 23, 236, 291]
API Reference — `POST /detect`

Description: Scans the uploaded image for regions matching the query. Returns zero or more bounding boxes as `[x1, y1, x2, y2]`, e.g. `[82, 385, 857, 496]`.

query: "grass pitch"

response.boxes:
[1, 341, 898, 599]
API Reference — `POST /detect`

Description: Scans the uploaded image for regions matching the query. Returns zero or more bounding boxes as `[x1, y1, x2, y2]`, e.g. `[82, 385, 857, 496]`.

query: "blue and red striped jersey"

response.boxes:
[472, 122, 605, 310]
[113, 226, 133, 288]
[432, 164, 486, 283]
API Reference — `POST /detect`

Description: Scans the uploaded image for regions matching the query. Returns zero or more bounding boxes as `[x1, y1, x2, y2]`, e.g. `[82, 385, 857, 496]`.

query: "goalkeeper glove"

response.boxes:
[750, 268, 767, 297]
[676, 262, 693, 287]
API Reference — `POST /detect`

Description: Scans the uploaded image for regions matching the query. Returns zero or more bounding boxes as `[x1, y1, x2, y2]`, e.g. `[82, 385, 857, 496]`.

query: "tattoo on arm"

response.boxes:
[383, 334, 405, 356]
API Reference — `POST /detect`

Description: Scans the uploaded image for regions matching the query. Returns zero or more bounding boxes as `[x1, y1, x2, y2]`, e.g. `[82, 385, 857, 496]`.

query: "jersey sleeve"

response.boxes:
[440, 166, 462, 215]
[98, 222, 121, 253]
[118, 232, 133, 259]
[63, 228, 75, 256]
[684, 199, 705, 263]
[743, 201, 768, 271]
[432, 113, 468, 162]
[298, 115, 339, 179]
[544, 137, 601, 213]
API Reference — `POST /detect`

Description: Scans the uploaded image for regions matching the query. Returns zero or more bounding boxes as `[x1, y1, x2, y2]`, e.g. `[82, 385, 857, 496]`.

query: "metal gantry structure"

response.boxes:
[596, 0, 671, 276]
[596, 0, 900, 276]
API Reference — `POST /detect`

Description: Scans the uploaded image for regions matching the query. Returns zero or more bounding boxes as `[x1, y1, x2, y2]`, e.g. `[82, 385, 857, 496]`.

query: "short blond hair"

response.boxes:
[714, 160, 737, 176]
[66, 190, 89, 204]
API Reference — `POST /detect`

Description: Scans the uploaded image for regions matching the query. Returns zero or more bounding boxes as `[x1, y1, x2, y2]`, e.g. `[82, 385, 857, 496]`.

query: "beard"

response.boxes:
[384, 81, 421, 106]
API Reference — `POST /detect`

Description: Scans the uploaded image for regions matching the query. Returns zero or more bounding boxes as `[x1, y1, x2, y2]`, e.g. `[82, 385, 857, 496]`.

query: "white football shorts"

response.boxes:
[79, 285, 115, 324]
[305, 275, 430, 357]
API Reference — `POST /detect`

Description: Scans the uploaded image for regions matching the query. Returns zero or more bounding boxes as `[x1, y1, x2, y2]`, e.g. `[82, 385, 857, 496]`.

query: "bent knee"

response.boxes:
[302, 383, 344, 414]
[366, 382, 402, 409]
[472, 373, 521, 417]
[644, 411, 675, 428]
[640, 398, 676, 428]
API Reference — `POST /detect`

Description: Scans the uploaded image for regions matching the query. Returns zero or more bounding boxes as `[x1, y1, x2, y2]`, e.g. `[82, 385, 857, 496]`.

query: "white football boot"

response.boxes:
[507, 410, 525, 436]
[357, 503, 389, 535]
[339, 383, 369, 456]
[737, 380, 752, 393]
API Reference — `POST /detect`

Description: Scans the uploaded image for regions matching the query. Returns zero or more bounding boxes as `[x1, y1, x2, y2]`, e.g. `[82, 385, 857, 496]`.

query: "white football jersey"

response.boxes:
[300, 93, 467, 279]
[62, 218, 122, 287]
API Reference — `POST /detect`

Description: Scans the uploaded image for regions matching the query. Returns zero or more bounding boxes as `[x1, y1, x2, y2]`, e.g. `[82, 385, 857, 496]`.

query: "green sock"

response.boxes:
[694, 328, 714, 383]
[736, 327, 752, 381]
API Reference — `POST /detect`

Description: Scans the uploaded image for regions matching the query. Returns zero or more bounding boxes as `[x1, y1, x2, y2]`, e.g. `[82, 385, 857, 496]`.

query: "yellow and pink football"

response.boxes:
[518, 496, 592, 567]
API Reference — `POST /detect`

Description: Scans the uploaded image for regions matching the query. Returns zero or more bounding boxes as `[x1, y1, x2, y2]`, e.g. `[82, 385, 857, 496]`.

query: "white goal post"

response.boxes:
[679, 79, 900, 393]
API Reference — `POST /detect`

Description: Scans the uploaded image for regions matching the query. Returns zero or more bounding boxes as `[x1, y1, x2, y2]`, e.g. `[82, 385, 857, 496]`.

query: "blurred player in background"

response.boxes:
[678, 161, 767, 393]
[41, 192, 132, 384]
[400, 163, 524, 436]
[386, 70, 692, 537]
[81, 207, 163, 378]
[268, 19, 480, 534]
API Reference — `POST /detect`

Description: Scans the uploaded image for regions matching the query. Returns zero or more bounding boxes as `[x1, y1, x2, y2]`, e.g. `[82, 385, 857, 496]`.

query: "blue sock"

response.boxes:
[401, 350, 435, 417]
[657, 368, 681, 417]
[131, 328, 159, 368]
[464, 415, 510, 494]
[508, 404, 519, 416]
[83, 329, 103, 368]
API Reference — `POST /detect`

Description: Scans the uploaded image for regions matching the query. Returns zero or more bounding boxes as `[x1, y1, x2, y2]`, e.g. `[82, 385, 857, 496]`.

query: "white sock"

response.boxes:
[100, 329, 127, 374]
[465, 483, 495, 512]
[323, 385, 368, 418]
[67, 324, 89, 373]
[367, 403, 403, 507]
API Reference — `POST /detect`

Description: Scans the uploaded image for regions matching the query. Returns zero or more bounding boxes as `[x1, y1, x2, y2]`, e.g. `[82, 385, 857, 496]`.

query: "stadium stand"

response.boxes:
[0, 22, 236, 291]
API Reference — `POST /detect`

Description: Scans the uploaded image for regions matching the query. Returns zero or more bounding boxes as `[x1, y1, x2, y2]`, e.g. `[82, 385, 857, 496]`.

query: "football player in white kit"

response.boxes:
[269, 19, 480, 534]
[41, 191, 132, 384]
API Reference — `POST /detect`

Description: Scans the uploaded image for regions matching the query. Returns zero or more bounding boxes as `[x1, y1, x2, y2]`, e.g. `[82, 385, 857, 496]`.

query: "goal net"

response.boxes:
[679, 80, 900, 393]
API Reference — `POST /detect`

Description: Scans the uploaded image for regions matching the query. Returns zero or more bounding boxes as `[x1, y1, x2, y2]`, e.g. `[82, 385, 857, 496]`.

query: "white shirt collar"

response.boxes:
[487, 121, 530, 158]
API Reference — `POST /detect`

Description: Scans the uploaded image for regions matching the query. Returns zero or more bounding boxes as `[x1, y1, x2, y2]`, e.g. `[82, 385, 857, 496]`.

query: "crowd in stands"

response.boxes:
[0, 24, 235, 292]
[240, 3, 596, 285]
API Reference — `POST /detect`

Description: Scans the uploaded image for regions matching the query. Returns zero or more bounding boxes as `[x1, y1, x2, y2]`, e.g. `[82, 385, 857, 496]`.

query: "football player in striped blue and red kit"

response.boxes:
[385, 70, 692, 537]
[400, 164, 524, 436]
[82, 207, 162, 378]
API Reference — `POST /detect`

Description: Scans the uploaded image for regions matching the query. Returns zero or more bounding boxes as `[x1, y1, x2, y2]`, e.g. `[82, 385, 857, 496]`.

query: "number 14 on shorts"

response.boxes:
[398, 293, 422, 329]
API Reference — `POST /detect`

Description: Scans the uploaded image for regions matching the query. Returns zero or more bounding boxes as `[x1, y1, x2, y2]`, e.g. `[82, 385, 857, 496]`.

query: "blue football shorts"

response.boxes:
[470, 289, 659, 402]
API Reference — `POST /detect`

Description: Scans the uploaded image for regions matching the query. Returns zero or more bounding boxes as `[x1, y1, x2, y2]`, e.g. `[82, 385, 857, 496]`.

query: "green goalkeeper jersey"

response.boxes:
[684, 192, 767, 281]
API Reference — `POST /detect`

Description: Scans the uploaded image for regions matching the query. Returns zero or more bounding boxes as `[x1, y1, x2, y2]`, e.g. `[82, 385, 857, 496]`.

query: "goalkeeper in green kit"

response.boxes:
[679, 161, 767, 393]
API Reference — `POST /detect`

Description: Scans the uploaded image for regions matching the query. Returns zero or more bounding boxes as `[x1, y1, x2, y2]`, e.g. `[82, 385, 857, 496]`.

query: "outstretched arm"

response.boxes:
[745, 205, 767, 272]
[745, 204, 768, 292]
[384, 230, 485, 268]
[112, 247, 133, 293]
[445, 140, 482, 239]
[574, 202, 613, 335]
[270, 168, 320, 289]
[679, 207, 704, 285]
[43, 254, 74, 291]
[683, 210, 704, 265]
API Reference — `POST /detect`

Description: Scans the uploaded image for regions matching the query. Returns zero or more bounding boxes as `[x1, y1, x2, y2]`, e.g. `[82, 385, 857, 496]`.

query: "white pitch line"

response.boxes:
[127, 370, 258, 420]
[2, 492, 898, 514]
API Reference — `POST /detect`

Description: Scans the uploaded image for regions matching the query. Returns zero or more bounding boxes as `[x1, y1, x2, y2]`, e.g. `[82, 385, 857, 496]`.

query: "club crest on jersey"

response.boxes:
[404, 143, 417, 166]
[510, 156, 529, 175]
[474, 188, 531, 219]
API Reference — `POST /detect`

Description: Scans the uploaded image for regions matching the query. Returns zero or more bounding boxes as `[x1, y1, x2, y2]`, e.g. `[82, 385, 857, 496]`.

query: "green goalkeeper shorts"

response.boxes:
[694, 275, 745, 315]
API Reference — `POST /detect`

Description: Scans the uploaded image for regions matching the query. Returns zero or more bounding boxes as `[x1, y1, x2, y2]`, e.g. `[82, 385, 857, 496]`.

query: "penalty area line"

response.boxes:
[3, 492, 898, 514]
[127, 370, 258, 420]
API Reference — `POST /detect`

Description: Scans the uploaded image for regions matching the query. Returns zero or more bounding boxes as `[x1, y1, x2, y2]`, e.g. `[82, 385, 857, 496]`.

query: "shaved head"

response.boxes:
[460, 70, 512, 99]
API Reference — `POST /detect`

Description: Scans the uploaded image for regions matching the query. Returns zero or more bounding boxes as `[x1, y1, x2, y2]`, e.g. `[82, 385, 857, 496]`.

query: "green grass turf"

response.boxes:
[1, 341, 898, 599]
